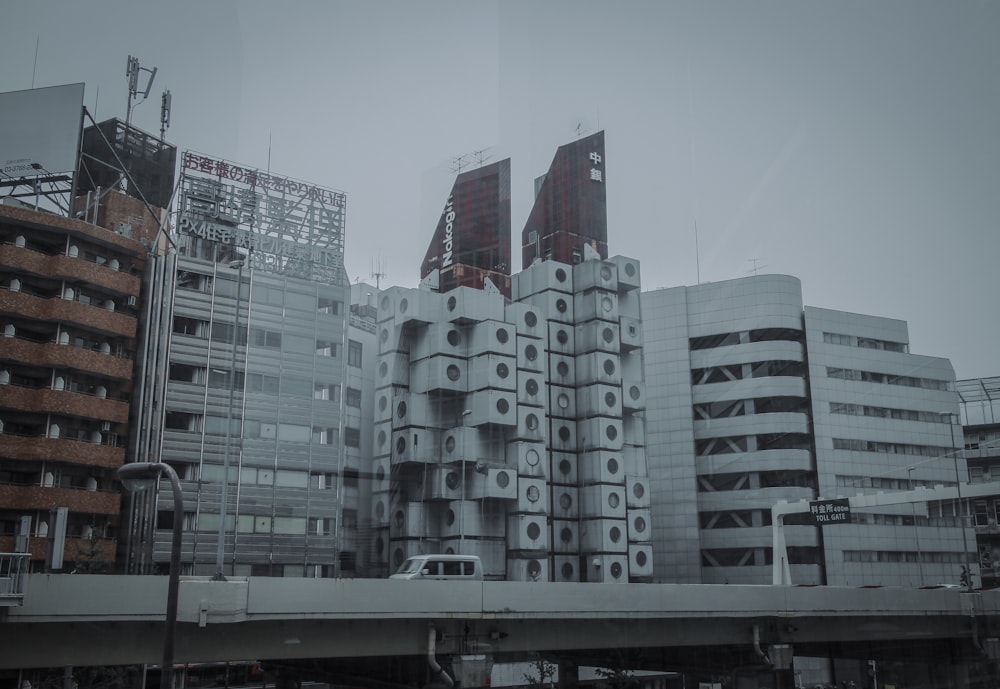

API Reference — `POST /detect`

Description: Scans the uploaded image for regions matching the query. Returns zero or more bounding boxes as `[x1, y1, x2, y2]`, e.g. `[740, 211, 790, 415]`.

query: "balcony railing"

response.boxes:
[0, 552, 30, 606]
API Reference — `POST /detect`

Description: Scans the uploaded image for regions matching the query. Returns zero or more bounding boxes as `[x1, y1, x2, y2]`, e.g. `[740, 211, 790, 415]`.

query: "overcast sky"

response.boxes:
[2, 1, 997, 380]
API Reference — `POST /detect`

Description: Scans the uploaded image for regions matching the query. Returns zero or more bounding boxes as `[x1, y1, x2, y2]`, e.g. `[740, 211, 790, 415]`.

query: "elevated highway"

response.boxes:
[3, 574, 1000, 676]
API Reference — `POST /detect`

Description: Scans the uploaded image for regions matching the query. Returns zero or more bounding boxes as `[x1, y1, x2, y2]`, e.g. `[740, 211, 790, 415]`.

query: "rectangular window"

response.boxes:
[347, 340, 363, 367]
[345, 387, 362, 407]
[344, 427, 361, 448]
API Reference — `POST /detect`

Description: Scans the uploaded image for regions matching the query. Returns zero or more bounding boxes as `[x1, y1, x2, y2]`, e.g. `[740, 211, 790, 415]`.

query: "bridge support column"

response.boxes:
[558, 658, 578, 689]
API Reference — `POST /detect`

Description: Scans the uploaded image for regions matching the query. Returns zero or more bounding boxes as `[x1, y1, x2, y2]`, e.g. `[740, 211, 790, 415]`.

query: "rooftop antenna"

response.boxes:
[747, 258, 767, 276]
[450, 148, 492, 175]
[370, 255, 386, 289]
[159, 90, 172, 144]
[125, 55, 157, 128]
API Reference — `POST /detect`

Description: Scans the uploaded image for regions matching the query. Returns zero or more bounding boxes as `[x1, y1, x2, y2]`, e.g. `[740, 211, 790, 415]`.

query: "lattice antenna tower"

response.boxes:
[450, 148, 493, 175]
[125, 55, 157, 128]
[159, 90, 172, 144]
[370, 256, 387, 289]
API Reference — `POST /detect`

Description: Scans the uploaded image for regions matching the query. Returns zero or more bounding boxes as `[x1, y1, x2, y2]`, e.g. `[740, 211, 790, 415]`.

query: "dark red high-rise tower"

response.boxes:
[420, 158, 512, 297]
[520, 131, 607, 269]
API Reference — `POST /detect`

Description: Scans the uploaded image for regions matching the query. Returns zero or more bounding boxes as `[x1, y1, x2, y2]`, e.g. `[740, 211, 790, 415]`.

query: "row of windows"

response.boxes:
[830, 402, 954, 424]
[168, 365, 352, 405]
[832, 438, 952, 457]
[823, 331, 907, 352]
[176, 269, 343, 315]
[694, 396, 809, 420]
[843, 550, 964, 564]
[826, 367, 950, 391]
[691, 360, 806, 385]
[701, 546, 820, 567]
[195, 464, 361, 489]
[834, 474, 947, 491]
[165, 412, 339, 445]
[174, 315, 341, 358]
[697, 470, 817, 492]
[695, 433, 812, 455]
[690, 328, 802, 351]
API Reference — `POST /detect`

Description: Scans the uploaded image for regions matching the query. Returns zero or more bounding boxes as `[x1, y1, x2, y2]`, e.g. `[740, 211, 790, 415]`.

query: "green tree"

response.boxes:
[72, 529, 110, 574]
[523, 657, 556, 689]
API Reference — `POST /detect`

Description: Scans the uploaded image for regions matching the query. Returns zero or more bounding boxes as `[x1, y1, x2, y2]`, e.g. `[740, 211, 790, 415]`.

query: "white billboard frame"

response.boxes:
[0, 83, 85, 184]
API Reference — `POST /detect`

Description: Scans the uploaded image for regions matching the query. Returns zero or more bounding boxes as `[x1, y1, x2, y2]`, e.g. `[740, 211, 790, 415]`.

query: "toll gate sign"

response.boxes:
[808, 498, 852, 525]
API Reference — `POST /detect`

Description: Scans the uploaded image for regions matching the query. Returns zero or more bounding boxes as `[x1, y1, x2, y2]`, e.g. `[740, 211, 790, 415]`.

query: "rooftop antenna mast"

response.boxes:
[450, 148, 492, 175]
[159, 90, 172, 145]
[370, 256, 386, 289]
[125, 55, 157, 128]
[747, 258, 767, 276]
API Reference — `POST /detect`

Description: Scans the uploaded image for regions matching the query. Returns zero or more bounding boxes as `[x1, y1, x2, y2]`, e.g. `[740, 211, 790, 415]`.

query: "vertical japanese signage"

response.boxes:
[177, 151, 346, 283]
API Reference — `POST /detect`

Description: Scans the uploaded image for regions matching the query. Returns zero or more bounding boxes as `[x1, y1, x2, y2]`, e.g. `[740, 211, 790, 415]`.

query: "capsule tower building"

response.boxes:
[371, 132, 653, 582]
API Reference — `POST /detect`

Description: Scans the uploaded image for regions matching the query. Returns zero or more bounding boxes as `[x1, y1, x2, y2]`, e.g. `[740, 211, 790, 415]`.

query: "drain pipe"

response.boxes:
[753, 623, 772, 666]
[428, 625, 455, 688]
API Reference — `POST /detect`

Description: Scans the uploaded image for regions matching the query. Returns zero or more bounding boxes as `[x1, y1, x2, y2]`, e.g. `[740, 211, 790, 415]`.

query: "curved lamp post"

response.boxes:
[119, 462, 183, 689]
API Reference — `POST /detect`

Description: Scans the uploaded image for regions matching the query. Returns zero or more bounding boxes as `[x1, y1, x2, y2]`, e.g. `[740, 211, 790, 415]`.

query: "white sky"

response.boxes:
[2, 1, 998, 380]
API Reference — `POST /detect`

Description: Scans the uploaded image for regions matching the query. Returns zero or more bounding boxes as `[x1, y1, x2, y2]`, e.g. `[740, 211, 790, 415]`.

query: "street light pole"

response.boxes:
[943, 412, 974, 591]
[119, 462, 183, 689]
[215, 259, 245, 581]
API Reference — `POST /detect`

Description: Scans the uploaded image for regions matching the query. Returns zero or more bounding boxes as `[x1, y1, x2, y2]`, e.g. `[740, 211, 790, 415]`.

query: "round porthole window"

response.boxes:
[555, 268, 567, 282]
[556, 329, 569, 345]
[447, 364, 461, 381]
[393, 549, 404, 568]
[634, 516, 647, 533]
[526, 485, 541, 502]
[445, 435, 456, 453]
[526, 448, 540, 466]
[608, 492, 620, 509]
[445, 547, 455, 555]
[558, 425, 571, 442]
[602, 327, 615, 343]
[610, 526, 622, 543]
[557, 393, 570, 409]
[378, 395, 388, 412]
[556, 298, 568, 313]
[601, 265, 613, 281]
[377, 430, 387, 448]
[496, 471, 510, 488]
[605, 391, 617, 407]
[526, 378, 539, 395]
[380, 329, 389, 344]
[561, 527, 573, 543]
[376, 466, 385, 481]
[610, 562, 623, 578]
[526, 522, 541, 540]
[559, 492, 573, 510]
[380, 296, 391, 311]
[526, 413, 539, 430]
[395, 437, 406, 455]
[625, 263, 636, 277]
[607, 457, 619, 474]
[525, 344, 538, 361]
[447, 296, 457, 311]
[394, 510, 405, 529]
[525, 311, 538, 328]
[399, 298, 408, 313]
[447, 329, 461, 346]
[633, 482, 645, 499]
[496, 398, 510, 414]
[557, 361, 570, 377]
[396, 401, 407, 418]
[445, 471, 460, 489]
[561, 562, 574, 580]
[378, 362, 388, 378]
[497, 362, 510, 379]
[636, 551, 648, 567]
[446, 509, 455, 526]
[496, 328, 509, 344]
[559, 458, 572, 475]
[605, 424, 618, 441]
[629, 385, 641, 400]
[603, 358, 616, 375]
[527, 559, 542, 579]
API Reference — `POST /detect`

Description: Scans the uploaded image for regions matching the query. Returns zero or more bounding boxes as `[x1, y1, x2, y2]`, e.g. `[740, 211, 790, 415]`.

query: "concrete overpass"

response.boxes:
[3, 574, 1000, 683]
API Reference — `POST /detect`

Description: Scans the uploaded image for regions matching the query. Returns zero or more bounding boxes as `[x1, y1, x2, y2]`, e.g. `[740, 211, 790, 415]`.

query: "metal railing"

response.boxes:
[0, 552, 31, 604]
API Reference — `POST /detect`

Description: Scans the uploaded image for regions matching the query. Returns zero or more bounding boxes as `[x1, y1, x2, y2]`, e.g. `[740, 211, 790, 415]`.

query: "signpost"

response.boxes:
[808, 498, 852, 525]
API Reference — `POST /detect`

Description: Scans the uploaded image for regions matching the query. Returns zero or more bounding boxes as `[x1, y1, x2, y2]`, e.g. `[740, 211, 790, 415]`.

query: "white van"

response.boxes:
[389, 554, 483, 580]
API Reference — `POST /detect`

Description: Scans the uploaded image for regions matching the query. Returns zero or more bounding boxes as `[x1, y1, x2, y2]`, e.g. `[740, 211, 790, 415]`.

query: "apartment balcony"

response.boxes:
[1, 386, 129, 424]
[0, 290, 136, 338]
[0, 434, 125, 469]
[0, 337, 132, 380]
[0, 245, 140, 296]
[0, 535, 118, 566]
[0, 484, 122, 515]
